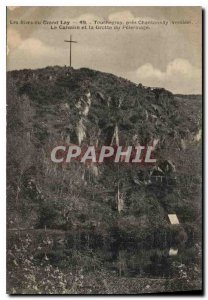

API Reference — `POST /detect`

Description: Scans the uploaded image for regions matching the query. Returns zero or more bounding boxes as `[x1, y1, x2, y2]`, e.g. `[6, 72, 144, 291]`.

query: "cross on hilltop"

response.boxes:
[64, 35, 78, 67]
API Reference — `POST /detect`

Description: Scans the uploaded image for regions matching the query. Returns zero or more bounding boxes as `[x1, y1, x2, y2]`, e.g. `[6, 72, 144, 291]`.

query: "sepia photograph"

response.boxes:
[6, 6, 202, 294]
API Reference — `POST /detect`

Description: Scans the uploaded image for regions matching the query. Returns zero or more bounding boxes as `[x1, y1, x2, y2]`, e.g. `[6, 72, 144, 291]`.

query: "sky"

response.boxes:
[7, 6, 202, 94]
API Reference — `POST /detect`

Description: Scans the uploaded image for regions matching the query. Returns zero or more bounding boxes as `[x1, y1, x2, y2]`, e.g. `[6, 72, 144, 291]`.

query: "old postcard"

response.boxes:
[7, 6, 202, 294]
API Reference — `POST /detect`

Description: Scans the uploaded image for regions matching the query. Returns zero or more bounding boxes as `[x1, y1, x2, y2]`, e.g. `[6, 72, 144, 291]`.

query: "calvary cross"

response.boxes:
[64, 35, 78, 67]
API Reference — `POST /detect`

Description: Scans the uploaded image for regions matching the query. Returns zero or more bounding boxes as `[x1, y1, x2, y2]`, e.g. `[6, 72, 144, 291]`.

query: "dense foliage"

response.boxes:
[7, 66, 202, 294]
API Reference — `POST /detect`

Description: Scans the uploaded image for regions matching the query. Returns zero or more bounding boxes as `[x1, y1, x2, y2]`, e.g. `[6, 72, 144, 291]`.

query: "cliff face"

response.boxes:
[7, 65, 202, 226]
[7, 66, 202, 293]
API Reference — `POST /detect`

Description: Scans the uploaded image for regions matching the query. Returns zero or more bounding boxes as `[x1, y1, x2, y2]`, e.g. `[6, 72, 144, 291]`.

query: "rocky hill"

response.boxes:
[7, 66, 202, 294]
